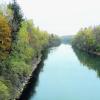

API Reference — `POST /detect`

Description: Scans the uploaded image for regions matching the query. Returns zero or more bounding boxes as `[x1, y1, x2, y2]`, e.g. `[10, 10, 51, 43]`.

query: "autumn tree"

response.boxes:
[0, 15, 11, 51]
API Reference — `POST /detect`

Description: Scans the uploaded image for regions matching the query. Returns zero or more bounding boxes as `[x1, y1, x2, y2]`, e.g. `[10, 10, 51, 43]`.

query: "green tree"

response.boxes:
[72, 25, 100, 53]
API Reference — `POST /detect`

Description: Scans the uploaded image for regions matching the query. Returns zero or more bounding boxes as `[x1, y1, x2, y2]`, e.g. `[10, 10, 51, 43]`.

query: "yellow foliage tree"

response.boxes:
[0, 15, 11, 51]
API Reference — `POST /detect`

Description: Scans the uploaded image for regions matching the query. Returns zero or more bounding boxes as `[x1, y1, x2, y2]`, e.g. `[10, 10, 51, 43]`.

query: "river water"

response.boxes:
[20, 44, 100, 100]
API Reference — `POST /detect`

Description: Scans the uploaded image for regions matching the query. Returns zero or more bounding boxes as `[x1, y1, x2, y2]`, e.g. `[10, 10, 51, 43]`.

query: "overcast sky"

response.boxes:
[1, 0, 100, 36]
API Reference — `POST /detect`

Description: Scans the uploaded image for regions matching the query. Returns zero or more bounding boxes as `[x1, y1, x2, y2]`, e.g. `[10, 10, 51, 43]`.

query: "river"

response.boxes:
[19, 44, 100, 100]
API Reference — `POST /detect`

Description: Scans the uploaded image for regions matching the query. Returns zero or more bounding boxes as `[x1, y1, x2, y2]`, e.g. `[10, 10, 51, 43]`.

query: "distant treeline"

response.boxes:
[61, 35, 74, 44]
[48, 34, 61, 47]
[72, 25, 100, 55]
[0, 0, 60, 99]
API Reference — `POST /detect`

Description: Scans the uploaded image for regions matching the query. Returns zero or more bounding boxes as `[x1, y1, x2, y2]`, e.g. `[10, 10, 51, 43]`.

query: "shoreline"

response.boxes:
[16, 54, 42, 100]
[72, 46, 100, 56]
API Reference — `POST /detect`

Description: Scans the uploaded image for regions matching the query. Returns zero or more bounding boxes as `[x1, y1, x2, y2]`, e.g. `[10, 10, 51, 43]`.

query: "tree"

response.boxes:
[8, 0, 23, 41]
[0, 81, 10, 100]
[72, 25, 100, 53]
[0, 15, 11, 51]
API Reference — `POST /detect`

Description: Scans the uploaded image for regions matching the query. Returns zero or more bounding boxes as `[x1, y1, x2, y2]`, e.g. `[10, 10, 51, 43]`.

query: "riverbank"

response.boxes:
[72, 26, 100, 56]
[18, 44, 100, 100]
[0, 1, 62, 99]
[18, 48, 50, 100]
[16, 54, 42, 99]
[72, 46, 100, 56]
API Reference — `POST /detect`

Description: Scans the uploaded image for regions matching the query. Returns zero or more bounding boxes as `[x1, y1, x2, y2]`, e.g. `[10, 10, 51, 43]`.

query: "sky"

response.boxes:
[1, 0, 100, 36]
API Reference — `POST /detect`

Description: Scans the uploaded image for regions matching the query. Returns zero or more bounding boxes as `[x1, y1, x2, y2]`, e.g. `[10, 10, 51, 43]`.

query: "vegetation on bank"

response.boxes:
[0, 1, 61, 99]
[48, 34, 61, 47]
[72, 26, 100, 54]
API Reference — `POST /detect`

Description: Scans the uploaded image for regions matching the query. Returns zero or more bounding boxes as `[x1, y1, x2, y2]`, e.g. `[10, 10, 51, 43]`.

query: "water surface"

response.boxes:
[21, 44, 100, 100]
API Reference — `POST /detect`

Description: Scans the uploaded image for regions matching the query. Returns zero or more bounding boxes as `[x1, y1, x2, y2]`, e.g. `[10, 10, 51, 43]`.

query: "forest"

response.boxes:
[0, 0, 61, 99]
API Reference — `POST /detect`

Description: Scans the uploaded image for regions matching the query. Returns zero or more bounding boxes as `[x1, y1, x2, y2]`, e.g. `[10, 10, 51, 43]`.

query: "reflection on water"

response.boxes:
[18, 44, 100, 100]
[18, 49, 50, 100]
[73, 48, 100, 78]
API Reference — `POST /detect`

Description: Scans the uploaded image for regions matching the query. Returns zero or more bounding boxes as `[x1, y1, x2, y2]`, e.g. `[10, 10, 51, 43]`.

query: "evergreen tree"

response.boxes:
[9, 0, 23, 41]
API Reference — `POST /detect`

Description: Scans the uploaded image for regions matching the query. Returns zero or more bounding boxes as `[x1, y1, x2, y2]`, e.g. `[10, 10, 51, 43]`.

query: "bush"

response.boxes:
[0, 81, 10, 100]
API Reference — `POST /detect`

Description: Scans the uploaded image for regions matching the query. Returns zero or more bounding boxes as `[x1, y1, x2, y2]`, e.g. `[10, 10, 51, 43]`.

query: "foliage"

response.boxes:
[0, 15, 11, 52]
[0, 81, 10, 100]
[48, 34, 61, 47]
[0, 1, 60, 99]
[8, 0, 23, 41]
[72, 26, 100, 53]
